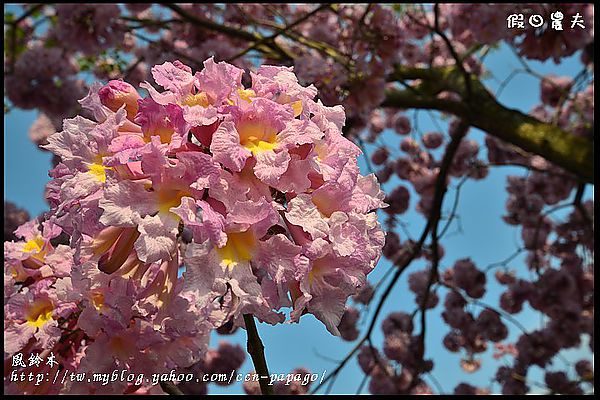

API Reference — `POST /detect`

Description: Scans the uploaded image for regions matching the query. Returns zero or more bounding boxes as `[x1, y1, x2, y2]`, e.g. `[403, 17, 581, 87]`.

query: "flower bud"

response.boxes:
[98, 80, 141, 120]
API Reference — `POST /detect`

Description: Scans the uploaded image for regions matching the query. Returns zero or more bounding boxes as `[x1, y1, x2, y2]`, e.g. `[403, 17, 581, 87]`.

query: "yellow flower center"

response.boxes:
[156, 188, 191, 215]
[291, 100, 303, 117]
[26, 299, 54, 329]
[181, 92, 210, 107]
[227, 89, 257, 105]
[109, 335, 134, 359]
[87, 162, 112, 183]
[238, 121, 277, 155]
[23, 236, 44, 254]
[146, 125, 174, 144]
[22, 236, 48, 268]
[272, 91, 303, 117]
[314, 141, 328, 161]
[90, 290, 105, 311]
[238, 89, 256, 103]
[217, 230, 256, 268]
[308, 257, 329, 285]
[311, 192, 336, 218]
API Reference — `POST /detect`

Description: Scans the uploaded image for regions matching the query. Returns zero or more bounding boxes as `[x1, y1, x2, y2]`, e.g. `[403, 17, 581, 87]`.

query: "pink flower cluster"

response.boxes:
[50, 4, 125, 55]
[356, 311, 434, 394]
[243, 367, 314, 395]
[177, 341, 247, 394]
[4, 58, 385, 394]
[4, 44, 84, 117]
[4, 201, 30, 241]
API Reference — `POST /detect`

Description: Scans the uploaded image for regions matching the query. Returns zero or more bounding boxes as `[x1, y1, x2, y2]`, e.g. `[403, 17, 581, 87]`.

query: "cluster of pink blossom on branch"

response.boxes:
[4, 57, 386, 394]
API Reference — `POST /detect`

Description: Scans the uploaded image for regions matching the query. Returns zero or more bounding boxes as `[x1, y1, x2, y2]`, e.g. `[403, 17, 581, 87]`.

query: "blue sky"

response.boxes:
[4, 32, 593, 396]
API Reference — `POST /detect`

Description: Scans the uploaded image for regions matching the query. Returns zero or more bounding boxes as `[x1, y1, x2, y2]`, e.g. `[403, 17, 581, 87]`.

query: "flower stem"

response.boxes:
[243, 313, 273, 395]
[160, 381, 183, 395]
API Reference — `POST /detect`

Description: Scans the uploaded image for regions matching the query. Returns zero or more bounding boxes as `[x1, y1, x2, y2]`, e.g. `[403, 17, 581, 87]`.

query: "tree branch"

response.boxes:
[383, 65, 594, 183]
[244, 314, 273, 395]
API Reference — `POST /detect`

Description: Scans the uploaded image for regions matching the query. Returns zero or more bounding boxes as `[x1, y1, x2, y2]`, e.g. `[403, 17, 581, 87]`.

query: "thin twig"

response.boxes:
[438, 174, 469, 239]
[227, 4, 330, 62]
[408, 121, 469, 391]
[484, 248, 525, 273]
[433, 4, 472, 100]
[162, 3, 292, 62]
[356, 137, 375, 175]
[425, 372, 445, 395]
